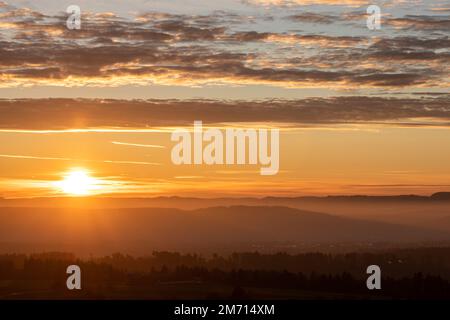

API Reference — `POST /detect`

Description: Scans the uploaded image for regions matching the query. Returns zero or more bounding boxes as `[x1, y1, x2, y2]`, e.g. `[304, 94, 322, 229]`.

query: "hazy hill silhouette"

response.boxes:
[0, 206, 448, 255]
[0, 194, 448, 225]
[1, 193, 449, 209]
[431, 192, 450, 200]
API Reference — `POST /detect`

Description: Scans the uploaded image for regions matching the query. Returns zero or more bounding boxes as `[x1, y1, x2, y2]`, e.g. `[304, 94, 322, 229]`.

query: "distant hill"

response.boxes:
[1, 194, 449, 230]
[0, 192, 449, 210]
[0, 206, 448, 255]
[431, 192, 450, 200]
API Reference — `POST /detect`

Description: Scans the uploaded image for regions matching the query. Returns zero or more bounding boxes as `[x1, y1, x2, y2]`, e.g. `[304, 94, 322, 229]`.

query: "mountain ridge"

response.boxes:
[0, 205, 448, 255]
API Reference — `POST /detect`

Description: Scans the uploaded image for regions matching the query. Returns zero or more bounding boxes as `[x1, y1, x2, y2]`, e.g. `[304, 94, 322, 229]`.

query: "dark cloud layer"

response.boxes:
[0, 96, 449, 130]
[387, 15, 450, 31]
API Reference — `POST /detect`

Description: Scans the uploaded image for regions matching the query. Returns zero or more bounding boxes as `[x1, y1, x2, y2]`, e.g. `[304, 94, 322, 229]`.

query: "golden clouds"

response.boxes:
[0, 3, 448, 89]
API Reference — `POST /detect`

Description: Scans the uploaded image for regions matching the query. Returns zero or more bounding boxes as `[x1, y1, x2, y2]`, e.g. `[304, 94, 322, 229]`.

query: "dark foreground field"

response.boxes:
[2, 248, 450, 300]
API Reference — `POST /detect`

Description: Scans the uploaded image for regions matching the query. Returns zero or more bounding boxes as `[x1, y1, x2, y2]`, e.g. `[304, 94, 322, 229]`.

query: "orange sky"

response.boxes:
[0, 1, 449, 198]
[0, 125, 449, 198]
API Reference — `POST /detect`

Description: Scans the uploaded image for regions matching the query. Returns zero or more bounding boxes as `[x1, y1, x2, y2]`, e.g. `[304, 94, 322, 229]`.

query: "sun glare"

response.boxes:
[56, 169, 100, 196]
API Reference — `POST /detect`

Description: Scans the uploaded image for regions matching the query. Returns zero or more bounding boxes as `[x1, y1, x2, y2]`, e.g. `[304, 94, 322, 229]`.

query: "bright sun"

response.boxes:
[56, 169, 100, 196]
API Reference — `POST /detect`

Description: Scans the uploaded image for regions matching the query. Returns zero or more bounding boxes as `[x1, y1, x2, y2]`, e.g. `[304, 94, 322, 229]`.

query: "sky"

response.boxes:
[0, 0, 449, 198]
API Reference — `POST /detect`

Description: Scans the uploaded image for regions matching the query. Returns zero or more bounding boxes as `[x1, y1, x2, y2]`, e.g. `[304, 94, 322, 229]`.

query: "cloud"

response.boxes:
[287, 12, 337, 24]
[0, 37, 445, 88]
[111, 141, 166, 148]
[387, 15, 450, 31]
[0, 3, 447, 89]
[0, 153, 161, 166]
[371, 37, 450, 50]
[244, 0, 376, 6]
[244, 0, 429, 8]
[0, 96, 449, 130]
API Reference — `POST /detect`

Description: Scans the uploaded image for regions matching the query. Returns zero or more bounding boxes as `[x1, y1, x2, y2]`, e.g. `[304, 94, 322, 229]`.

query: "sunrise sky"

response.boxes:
[0, 0, 449, 198]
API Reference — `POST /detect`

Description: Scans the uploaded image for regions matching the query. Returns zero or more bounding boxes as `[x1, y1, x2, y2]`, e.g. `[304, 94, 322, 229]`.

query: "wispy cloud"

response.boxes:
[0, 154, 161, 166]
[111, 141, 166, 149]
[0, 154, 72, 161]
[244, 0, 380, 6]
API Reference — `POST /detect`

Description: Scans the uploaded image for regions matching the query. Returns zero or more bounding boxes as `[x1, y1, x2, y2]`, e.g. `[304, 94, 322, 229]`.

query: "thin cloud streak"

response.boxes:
[0, 154, 161, 166]
[112, 141, 166, 148]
